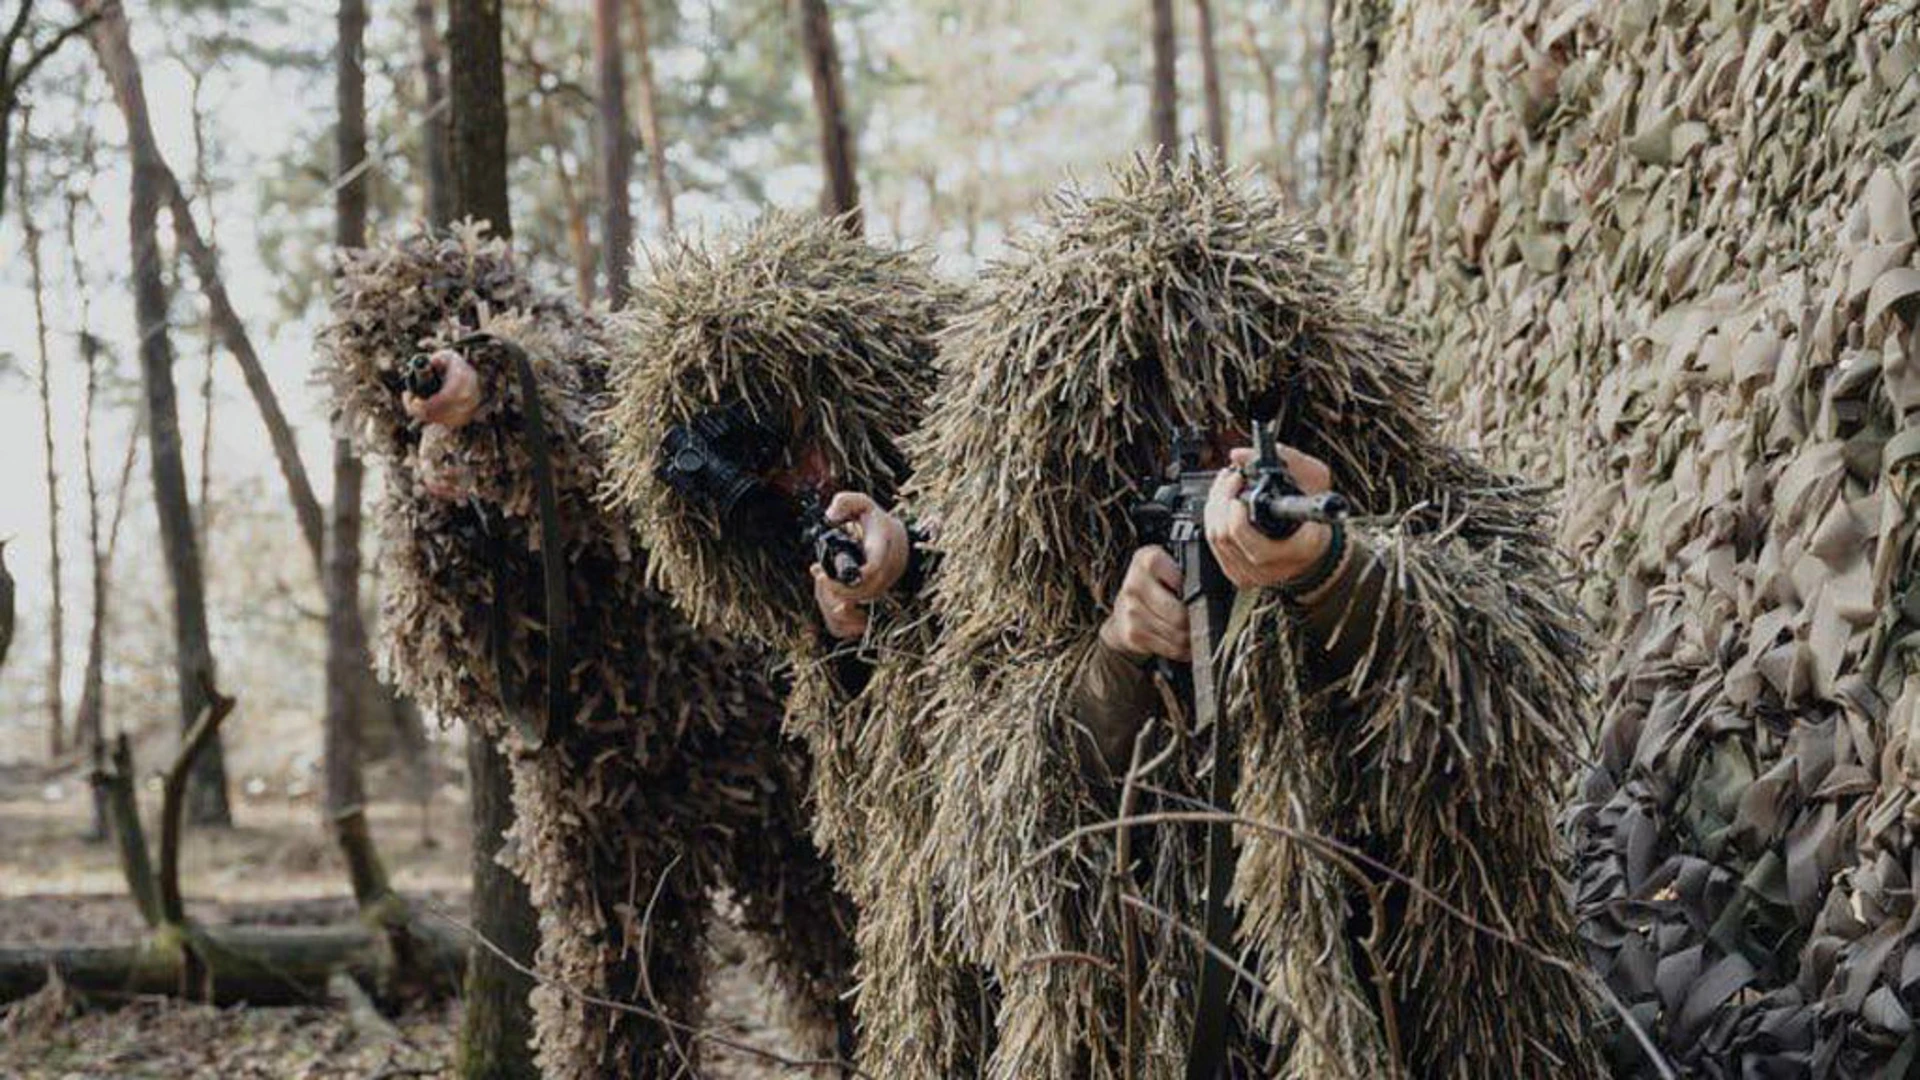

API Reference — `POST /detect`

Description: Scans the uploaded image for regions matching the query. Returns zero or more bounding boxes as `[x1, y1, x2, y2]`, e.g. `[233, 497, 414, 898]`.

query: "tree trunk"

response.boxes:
[448, 0, 510, 237]
[456, 735, 538, 1079]
[625, 0, 673, 233]
[551, 118, 597, 308]
[16, 105, 64, 761]
[1193, 0, 1225, 162]
[188, 70, 216, 559]
[76, 1, 324, 576]
[414, 0, 453, 228]
[0, 921, 467, 1007]
[81, 0, 231, 826]
[592, 0, 633, 308]
[329, 0, 397, 920]
[446, 2, 537, 1074]
[1149, 0, 1178, 154]
[793, 0, 860, 231]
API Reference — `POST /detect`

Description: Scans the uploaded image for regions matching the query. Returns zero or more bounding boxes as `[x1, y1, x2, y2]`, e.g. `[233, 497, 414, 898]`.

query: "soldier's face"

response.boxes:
[767, 440, 832, 498]
[763, 403, 833, 497]
[1196, 424, 1249, 470]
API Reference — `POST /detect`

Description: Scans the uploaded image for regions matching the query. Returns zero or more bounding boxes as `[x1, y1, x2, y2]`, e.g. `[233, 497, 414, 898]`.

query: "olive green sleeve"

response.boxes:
[1286, 533, 1395, 683]
[1064, 637, 1161, 782]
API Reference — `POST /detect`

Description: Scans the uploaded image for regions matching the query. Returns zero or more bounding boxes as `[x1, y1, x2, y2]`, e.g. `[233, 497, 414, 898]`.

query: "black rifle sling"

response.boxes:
[467, 333, 572, 750]
[1182, 520, 1240, 1080]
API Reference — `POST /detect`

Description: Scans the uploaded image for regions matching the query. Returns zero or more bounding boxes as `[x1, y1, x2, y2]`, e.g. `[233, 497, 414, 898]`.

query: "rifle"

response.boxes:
[1131, 419, 1347, 1080]
[657, 403, 867, 585]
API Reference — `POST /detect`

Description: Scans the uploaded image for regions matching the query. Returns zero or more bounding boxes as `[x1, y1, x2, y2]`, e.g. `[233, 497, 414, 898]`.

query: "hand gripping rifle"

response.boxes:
[1131, 419, 1347, 1080]
[656, 403, 867, 586]
[387, 334, 571, 749]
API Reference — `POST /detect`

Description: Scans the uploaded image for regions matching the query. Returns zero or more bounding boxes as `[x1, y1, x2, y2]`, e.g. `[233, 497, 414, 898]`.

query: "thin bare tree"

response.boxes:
[547, 100, 597, 306]
[328, 0, 405, 932]
[1149, 0, 1178, 153]
[80, 0, 231, 824]
[793, 0, 860, 230]
[593, 0, 633, 306]
[187, 67, 216, 554]
[1193, 0, 1226, 161]
[413, 0, 453, 226]
[15, 105, 64, 760]
[67, 125, 124, 840]
[447, 0, 539, 1073]
[0, 0, 95, 221]
[624, 0, 673, 233]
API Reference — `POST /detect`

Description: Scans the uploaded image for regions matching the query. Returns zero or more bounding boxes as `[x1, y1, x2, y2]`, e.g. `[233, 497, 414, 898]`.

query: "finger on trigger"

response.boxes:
[1212, 461, 1245, 500]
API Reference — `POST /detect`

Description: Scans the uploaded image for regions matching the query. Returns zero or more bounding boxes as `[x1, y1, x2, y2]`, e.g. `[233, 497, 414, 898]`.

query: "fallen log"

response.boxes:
[0, 917, 466, 1007]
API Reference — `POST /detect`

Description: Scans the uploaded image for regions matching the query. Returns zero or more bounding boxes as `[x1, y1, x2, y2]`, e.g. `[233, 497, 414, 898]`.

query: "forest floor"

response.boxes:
[0, 717, 819, 1079]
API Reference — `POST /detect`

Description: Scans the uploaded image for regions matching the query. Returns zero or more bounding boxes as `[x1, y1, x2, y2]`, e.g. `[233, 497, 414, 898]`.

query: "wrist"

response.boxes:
[1277, 520, 1348, 604]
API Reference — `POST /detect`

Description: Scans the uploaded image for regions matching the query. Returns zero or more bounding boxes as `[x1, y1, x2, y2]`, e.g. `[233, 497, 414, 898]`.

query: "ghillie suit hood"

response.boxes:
[324, 225, 855, 1080]
[908, 158, 1605, 1079]
[602, 214, 985, 1076]
[603, 212, 948, 653]
[1322, 0, 1920, 1074]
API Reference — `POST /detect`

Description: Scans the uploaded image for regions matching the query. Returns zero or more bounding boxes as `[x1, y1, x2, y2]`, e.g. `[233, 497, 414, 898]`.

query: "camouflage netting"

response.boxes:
[907, 157, 1604, 1079]
[600, 214, 986, 1076]
[1324, 0, 1920, 1074]
[323, 225, 855, 1079]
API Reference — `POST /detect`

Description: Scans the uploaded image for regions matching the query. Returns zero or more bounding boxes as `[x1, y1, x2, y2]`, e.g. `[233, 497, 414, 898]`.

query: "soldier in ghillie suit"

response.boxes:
[323, 224, 855, 1080]
[904, 159, 1606, 1078]
[599, 213, 988, 1077]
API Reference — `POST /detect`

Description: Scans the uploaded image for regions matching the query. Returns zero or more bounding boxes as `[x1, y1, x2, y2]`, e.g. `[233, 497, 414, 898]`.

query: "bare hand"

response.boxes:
[811, 491, 911, 640]
[1204, 445, 1335, 590]
[813, 573, 869, 640]
[1098, 546, 1191, 662]
[402, 349, 482, 430]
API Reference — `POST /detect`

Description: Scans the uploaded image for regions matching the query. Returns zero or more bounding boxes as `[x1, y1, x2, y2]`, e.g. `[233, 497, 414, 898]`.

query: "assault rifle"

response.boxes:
[1131, 419, 1347, 1080]
[657, 403, 866, 585]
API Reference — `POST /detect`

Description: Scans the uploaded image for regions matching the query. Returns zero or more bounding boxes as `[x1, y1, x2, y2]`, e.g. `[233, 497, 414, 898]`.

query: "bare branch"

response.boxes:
[9, 7, 98, 91]
[157, 675, 236, 925]
[3, 0, 38, 69]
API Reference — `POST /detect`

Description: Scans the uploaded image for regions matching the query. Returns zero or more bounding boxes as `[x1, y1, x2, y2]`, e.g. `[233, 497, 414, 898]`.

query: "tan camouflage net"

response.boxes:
[1325, 0, 1920, 1073]
[908, 157, 1603, 1079]
[600, 213, 987, 1077]
[323, 225, 854, 1079]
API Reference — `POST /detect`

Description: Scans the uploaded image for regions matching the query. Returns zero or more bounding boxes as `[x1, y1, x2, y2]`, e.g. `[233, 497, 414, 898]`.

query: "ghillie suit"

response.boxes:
[1323, 0, 1920, 1073]
[600, 213, 989, 1077]
[907, 158, 1605, 1079]
[324, 225, 855, 1080]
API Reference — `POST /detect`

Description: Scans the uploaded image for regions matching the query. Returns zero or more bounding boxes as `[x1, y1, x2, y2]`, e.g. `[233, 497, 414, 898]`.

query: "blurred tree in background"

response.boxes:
[0, 0, 1338, 899]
